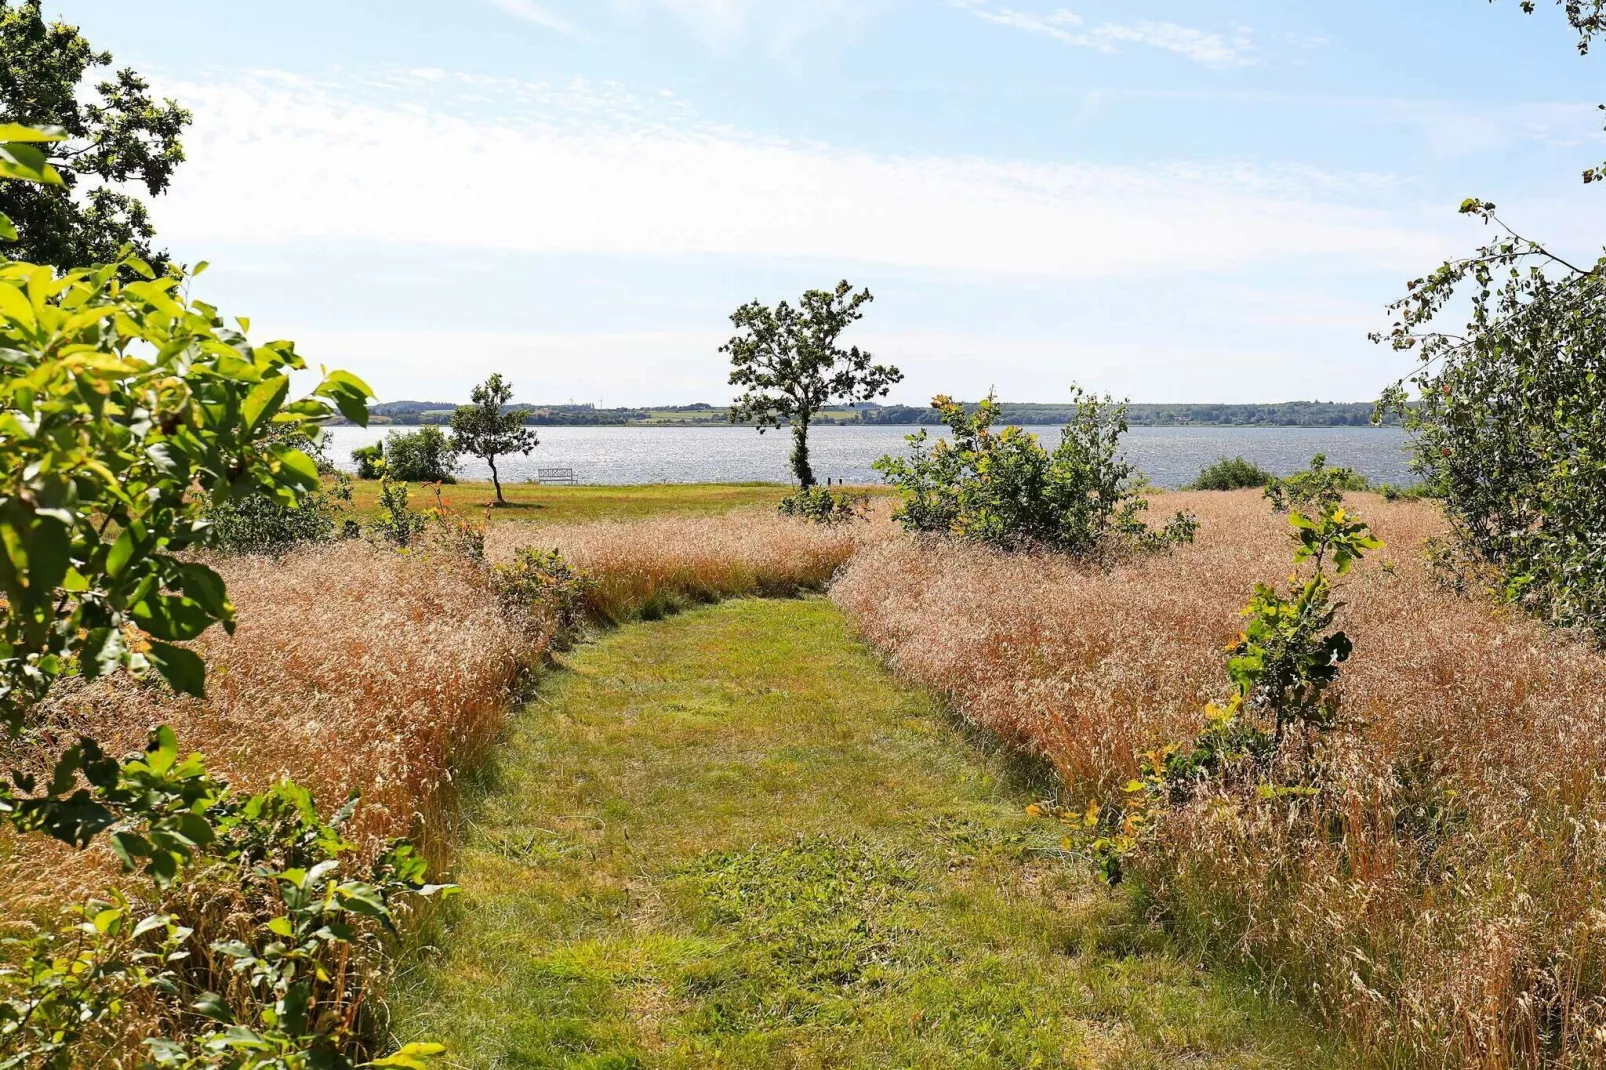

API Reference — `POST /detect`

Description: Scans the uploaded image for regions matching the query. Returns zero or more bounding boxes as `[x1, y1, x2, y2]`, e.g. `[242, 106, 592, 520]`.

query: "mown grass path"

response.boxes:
[394, 598, 1341, 1069]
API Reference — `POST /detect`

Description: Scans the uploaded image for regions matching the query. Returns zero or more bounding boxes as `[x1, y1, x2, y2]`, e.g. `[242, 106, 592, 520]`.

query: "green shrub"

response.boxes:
[368, 476, 428, 549]
[206, 430, 354, 553]
[352, 441, 384, 479]
[2, 734, 453, 1069]
[494, 547, 596, 644]
[1263, 453, 1369, 514]
[874, 389, 1197, 556]
[1190, 456, 1273, 491]
[0, 135, 449, 1068]
[1375, 481, 1437, 502]
[1379, 198, 1606, 639]
[778, 485, 869, 525]
[1052, 506, 1382, 883]
[383, 427, 458, 483]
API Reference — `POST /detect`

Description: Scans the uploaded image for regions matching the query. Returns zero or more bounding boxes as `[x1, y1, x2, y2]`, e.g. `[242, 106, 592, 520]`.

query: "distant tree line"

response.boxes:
[362, 398, 1402, 428]
[861, 400, 1402, 427]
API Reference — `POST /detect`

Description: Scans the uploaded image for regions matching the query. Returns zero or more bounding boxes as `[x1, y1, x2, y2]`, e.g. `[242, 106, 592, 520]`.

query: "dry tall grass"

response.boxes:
[3, 509, 873, 926]
[2, 541, 549, 923]
[488, 509, 880, 622]
[833, 490, 1606, 1068]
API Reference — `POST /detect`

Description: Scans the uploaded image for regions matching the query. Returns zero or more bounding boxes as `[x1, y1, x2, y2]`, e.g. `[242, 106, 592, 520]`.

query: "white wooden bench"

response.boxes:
[537, 467, 577, 485]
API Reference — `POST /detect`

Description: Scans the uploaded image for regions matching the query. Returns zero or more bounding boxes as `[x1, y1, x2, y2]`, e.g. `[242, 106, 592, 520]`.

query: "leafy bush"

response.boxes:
[1374, 481, 1437, 502]
[368, 476, 428, 549]
[1053, 507, 1382, 883]
[874, 390, 1197, 555]
[1379, 198, 1606, 638]
[777, 485, 869, 525]
[352, 441, 384, 479]
[2, 731, 453, 1069]
[384, 427, 458, 483]
[1189, 456, 1273, 491]
[0, 138, 450, 1067]
[494, 547, 597, 644]
[1263, 453, 1369, 514]
[205, 430, 354, 553]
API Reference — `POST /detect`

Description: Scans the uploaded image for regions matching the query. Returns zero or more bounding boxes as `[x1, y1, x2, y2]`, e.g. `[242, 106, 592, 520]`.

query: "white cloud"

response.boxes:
[618, 0, 878, 54]
[485, 0, 583, 37]
[951, 1, 1257, 69]
[155, 70, 1445, 281]
[485, 0, 582, 36]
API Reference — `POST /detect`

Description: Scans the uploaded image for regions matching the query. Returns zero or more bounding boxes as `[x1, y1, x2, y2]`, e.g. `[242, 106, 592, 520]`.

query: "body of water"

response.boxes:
[318, 424, 1416, 489]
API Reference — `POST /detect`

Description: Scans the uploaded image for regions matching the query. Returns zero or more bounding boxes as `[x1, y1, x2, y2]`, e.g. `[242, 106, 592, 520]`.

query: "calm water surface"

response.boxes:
[320, 424, 1414, 489]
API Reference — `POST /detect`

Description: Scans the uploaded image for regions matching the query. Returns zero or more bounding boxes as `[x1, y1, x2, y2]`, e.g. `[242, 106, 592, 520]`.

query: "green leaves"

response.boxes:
[0, 249, 375, 735]
[0, 124, 65, 185]
[369, 1042, 449, 1069]
[242, 373, 290, 432]
[877, 386, 1194, 557]
[723, 281, 897, 487]
[145, 641, 206, 697]
[314, 368, 375, 426]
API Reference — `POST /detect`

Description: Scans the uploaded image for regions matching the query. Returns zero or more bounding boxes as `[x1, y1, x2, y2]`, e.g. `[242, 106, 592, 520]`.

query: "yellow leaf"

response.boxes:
[0, 282, 34, 330]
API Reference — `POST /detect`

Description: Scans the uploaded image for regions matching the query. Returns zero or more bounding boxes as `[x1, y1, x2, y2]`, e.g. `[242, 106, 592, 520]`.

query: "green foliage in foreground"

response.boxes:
[0, 134, 453, 1067]
[393, 598, 1341, 1069]
[1191, 456, 1275, 491]
[3, 736, 453, 1069]
[876, 390, 1197, 555]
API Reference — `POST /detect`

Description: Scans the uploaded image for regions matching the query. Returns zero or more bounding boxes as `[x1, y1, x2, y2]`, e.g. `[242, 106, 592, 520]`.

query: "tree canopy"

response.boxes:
[450, 373, 538, 503]
[1376, 3, 1606, 638]
[723, 280, 901, 488]
[0, 0, 190, 269]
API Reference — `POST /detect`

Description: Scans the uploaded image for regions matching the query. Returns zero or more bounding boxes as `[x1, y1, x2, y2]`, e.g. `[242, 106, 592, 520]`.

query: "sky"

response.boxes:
[45, 0, 1606, 406]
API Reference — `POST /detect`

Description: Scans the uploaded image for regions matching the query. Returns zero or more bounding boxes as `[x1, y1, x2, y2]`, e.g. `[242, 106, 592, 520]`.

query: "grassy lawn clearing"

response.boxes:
[392, 598, 1342, 1069]
[347, 480, 796, 524]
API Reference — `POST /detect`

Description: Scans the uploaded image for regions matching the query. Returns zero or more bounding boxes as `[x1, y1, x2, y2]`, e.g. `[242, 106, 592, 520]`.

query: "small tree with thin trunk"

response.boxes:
[450, 373, 537, 504]
[723, 280, 902, 488]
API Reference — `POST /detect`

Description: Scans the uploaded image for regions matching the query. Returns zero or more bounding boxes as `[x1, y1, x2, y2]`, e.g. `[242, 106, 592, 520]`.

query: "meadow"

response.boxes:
[5, 481, 1602, 1068]
[835, 490, 1606, 1068]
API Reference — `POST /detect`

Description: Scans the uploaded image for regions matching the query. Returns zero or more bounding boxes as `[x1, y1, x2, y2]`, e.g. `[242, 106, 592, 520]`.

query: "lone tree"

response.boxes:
[0, 0, 191, 269]
[723, 280, 902, 488]
[450, 373, 537, 504]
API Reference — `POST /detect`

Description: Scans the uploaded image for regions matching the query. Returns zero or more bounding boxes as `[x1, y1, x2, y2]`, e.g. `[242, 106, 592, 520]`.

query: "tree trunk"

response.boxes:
[790, 415, 814, 488]
[489, 456, 504, 503]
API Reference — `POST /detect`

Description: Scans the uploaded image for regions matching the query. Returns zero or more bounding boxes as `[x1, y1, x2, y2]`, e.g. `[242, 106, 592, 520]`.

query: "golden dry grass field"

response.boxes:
[834, 490, 1606, 1068]
[6, 486, 1601, 1068]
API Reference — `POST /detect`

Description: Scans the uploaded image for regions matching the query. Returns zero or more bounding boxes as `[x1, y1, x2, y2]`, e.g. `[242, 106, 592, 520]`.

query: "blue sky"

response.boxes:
[50, 0, 1606, 405]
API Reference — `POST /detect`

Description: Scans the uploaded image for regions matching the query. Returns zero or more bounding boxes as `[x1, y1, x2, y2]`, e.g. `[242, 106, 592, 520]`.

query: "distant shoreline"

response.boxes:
[349, 400, 1402, 429]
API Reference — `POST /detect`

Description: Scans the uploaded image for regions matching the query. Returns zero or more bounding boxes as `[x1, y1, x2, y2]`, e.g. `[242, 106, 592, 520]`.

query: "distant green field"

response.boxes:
[345, 479, 887, 524]
[346, 480, 796, 523]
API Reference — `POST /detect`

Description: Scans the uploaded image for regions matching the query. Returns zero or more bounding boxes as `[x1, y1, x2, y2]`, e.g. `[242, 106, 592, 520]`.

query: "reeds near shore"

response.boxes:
[832, 490, 1606, 1068]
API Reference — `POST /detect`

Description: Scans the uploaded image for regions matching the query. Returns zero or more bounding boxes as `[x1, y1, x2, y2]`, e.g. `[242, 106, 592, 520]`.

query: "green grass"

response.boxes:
[392, 598, 1345, 1069]
[347, 481, 795, 524]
